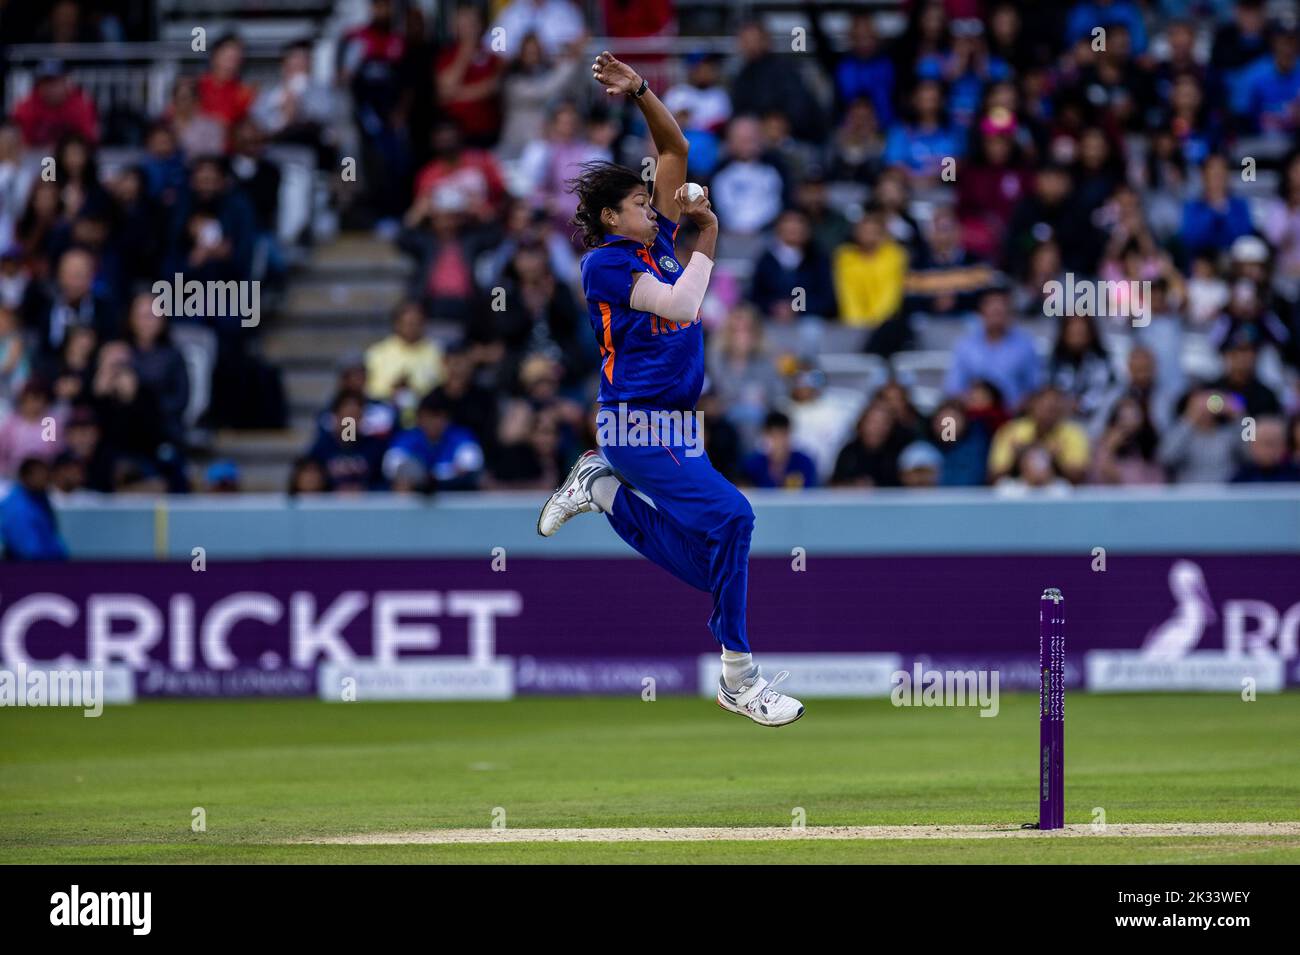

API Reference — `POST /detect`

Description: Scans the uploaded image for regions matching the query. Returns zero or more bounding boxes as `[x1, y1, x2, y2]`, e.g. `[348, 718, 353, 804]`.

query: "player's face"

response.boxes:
[609, 188, 657, 245]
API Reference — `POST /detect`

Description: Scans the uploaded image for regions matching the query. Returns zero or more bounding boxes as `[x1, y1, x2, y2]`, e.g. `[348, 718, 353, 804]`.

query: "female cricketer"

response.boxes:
[536, 51, 804, 727]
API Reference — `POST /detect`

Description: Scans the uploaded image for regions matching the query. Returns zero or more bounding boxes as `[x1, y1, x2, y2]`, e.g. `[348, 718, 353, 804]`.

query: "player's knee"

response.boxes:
[721, 492, 755, 534]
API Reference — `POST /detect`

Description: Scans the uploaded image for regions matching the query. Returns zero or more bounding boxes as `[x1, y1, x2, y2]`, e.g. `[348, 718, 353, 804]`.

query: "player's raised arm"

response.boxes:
[592, 51, 688, 223]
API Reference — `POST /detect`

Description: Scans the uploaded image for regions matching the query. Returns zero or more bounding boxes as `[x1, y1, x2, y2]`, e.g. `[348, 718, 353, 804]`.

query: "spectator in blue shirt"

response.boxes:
[834, 15, 896, 128]
[1, 458, 69, 560]
[750, 209, 837, 320]
[741, 411, 819, 489]
[1230, 30, 1300, 135]
[307, 390, 388, 492]
[944, 288, 1044, 411]
[883, 80, 965, 185]
[1066, 1, 1148, 56]
[383, 390, 484, 491]
[1181, 155, 1254, 263]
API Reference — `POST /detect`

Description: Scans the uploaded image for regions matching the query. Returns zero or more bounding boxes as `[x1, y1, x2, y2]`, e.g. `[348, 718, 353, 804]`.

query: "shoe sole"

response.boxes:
[716, 695, 805, 727]
[537, 452, 601, 537]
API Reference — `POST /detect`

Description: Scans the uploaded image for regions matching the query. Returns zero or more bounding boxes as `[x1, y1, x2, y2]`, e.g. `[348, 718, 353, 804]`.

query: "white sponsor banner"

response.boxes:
[319, 659, 514, 701]
[697, 653, 903, 698]
[1086, 651, 1284, 692]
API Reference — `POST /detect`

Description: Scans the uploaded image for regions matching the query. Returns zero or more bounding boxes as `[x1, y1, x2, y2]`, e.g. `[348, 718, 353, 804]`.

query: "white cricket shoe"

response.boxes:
[537, 450, 613, 537]
[716, 667, 805, 727]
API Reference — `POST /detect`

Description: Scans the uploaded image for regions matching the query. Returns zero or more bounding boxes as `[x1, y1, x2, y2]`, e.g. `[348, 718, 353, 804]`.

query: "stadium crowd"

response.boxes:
[2, 0, 1300, 542]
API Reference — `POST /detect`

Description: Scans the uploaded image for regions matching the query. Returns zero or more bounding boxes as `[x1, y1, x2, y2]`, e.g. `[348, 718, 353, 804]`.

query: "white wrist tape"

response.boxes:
[629, 251, 713, 323]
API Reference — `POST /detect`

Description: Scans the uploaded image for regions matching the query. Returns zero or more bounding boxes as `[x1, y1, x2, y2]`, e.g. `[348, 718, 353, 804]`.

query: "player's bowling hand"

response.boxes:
[674, 184, 717, 229]
[592, 51, 641, 96]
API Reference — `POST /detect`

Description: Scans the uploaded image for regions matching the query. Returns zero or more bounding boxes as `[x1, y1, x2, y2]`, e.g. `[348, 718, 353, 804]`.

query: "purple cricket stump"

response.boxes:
[1038, 587, 1065, 830]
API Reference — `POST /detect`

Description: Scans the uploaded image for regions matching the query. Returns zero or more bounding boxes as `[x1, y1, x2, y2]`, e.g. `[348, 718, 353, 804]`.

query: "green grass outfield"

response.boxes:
[2, 693, 1298, 864]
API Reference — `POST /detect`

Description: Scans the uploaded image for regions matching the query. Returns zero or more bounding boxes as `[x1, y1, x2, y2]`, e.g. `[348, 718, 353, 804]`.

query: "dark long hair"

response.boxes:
[566, 160, 645, 249]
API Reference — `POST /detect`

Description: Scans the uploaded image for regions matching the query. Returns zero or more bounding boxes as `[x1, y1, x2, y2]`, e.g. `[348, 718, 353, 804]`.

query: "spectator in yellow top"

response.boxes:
[365, 300, 445, 407]
[832, 205, 907, 326]
[988, 385, 1090, 484]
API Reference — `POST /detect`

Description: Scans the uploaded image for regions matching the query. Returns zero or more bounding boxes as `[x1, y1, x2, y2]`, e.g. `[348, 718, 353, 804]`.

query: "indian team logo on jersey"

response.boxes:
[658, 255, 680, 273]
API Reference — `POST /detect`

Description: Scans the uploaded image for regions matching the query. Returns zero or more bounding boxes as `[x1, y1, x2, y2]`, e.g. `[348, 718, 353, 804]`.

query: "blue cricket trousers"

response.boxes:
[602, 432, 755, 653]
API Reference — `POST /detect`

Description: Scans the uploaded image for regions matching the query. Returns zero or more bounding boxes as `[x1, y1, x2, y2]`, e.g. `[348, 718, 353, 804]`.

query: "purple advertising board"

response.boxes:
[1, 555, 1297, 693]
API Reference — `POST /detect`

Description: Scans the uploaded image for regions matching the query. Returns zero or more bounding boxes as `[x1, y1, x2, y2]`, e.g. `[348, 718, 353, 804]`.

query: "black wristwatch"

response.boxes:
[632, 78, 649, 98]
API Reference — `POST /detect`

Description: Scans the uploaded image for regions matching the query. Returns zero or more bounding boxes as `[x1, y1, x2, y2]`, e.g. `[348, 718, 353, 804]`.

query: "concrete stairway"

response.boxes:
[208, 234, 411, 491]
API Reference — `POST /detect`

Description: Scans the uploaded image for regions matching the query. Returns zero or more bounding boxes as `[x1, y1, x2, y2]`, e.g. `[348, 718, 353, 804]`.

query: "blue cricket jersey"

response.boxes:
[580, 208, 704, 411]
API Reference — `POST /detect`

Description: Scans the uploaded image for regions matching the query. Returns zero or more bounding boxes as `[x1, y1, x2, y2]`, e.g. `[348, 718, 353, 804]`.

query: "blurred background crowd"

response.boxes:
[1, 0, 1300, 524]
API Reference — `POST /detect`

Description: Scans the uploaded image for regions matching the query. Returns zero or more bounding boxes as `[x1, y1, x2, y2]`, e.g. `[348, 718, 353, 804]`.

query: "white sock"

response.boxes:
[721, 650, 754, 690]
[591, 475, 621, 514]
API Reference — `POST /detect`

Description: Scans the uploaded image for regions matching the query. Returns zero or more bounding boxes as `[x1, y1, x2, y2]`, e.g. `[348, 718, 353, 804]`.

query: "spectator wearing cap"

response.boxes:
[383, 391, 484, 491]
[1180, 155, 1253, 263]
[1158, 387, 1244, 484]
[741, 411, 818, 489]
[751, 209, 836, 321]
[833, 205, 906, 328]
[11, 61, 99, 149]
[204, 459, 241, 493]
[59, 403, 112, 493]
[897, 440, 943, 488]
[306, 390, 388, 492]
[1208, 326, 1282, 417]
[364, 300, 445, 415]
[988, 386, 1090, 484]
[1231, 416, 1300, 483]
[944, 288, 1043, 411]
[0, 458, 68, 559]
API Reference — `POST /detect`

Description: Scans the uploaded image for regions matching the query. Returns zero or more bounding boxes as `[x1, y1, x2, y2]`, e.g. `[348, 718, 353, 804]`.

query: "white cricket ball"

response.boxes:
[684, 182, 705, 202]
